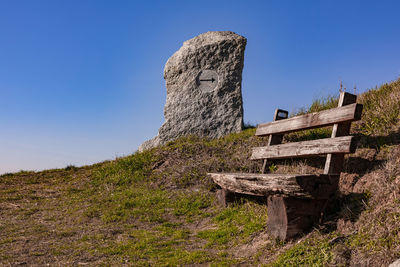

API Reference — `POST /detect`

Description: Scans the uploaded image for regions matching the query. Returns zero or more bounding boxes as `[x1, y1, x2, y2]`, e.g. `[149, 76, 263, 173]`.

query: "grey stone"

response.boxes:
[138, 136, 160, 152]
[389, 259, 400, 267]
[139, 31, 246, 151]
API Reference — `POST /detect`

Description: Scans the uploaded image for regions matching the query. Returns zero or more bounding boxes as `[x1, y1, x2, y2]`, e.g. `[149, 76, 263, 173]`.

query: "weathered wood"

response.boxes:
[216, 189, 236, 207]
[262, 109, 288, 173]
[251, 136, 356, 160]
[267, 196, 326, 240]
[268, 109, 289, 146]
[208, 172, 339, 199]
[324, 92, 358, 174]
[209, 91, 362, 241]
[256, 103, 363, 136]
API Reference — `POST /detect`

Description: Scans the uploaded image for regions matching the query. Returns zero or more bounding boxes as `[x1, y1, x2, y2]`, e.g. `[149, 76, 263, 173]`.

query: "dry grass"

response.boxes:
[343, 146, 400, 266]
[356, 78, 400, 136]
[1, 78, 400, 266]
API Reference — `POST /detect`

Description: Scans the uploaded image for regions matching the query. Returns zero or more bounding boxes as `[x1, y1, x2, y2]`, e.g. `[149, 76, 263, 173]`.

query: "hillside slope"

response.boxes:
[1, 78, 399, 266]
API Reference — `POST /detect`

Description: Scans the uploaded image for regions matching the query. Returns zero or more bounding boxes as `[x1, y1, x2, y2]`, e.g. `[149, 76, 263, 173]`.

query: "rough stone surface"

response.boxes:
[389, 259, 400, 267]
[139, 31, 246, 151]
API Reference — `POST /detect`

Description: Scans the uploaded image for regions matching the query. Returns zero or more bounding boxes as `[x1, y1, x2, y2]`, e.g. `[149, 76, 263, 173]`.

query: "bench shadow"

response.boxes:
[319, 192, 369, 233]
[222, 190, 267, 205]
[270, 152, 385, 177]
[218, 189, 369, 237]
[356, 131, 400, 149]
[344, 157, 384, 175]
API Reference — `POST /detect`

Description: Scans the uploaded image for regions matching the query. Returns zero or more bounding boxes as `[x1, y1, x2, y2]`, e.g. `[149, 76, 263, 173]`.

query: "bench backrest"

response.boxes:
[252, 92, 363, 175]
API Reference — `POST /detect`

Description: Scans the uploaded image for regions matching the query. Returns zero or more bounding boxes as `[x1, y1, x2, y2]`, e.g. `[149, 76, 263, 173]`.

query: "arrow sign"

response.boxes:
[199, 77, 216, 83]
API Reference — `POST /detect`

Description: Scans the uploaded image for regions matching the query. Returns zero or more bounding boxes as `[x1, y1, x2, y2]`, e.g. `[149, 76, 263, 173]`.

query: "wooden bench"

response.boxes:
[208, 92, 363, 240]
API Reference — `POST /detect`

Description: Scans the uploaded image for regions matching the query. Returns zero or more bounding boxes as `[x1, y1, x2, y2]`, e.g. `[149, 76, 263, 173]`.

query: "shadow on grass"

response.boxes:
[357, 131, 400, 150]
[319, 192, 370, 233]
[344, 157, 384, 176]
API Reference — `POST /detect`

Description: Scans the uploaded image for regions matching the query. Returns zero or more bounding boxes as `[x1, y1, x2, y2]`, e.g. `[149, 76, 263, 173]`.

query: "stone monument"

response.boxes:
[139, 31, 246, 151]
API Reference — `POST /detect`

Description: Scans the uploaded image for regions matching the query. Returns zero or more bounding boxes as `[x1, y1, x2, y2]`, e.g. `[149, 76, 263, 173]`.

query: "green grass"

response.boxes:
[269, 235, 335, 267]
[198, 201, 267, 246]
[357, 79, 400, 135]
[294, 94, 339, 116]
[1, 78, 400, 265]
[99, 229, 211, 265]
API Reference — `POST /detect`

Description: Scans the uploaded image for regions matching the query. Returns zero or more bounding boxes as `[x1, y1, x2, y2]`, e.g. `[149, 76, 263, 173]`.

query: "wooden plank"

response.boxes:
[208, 172, 339, 199]
[255, 103, 363, 136]
[324, 92, 358, 174]
[251, 136, 356, 160]
[261, 109, 288, 173]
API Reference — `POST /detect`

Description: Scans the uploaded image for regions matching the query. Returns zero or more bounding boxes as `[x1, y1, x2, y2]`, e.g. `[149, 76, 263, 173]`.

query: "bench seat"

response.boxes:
[209, 172, 339, 199]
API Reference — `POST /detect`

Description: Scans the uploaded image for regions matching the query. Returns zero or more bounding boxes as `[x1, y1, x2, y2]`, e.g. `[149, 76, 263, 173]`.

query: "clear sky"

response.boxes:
[1, 0, 400, 174]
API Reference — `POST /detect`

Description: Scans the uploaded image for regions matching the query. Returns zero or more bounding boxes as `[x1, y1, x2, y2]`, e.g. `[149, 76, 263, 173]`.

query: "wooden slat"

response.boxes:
[255, 103, 363, 136]
[261, 109, 288, 173]
[324, 92, 358, 174]
[208, 172, 339, 199]
[251, 136, 356, 160]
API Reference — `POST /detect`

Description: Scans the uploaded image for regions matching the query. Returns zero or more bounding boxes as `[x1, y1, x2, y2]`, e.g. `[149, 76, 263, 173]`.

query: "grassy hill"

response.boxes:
[1, 78, 399, 266]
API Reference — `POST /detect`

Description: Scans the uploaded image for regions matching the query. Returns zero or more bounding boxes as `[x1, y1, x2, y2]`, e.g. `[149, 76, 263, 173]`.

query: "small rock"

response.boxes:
[389, 259, 400, 267]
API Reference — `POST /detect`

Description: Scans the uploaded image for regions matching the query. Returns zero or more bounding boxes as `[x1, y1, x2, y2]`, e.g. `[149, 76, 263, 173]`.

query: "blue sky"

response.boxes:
[1, 0, 400, 174]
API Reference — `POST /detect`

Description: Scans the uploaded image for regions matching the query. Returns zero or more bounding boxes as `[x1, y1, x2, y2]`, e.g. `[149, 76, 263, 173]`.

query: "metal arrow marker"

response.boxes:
[199, 77, 216, 83]
[197, 70, 219, 93]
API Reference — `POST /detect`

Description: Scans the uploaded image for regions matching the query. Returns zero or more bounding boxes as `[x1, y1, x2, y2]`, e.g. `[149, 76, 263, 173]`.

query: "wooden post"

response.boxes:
[267, 196, 326, 240]
[324, 92, 357, 174]
[261, 109, 288, 173]
[216, 189, 236, 207]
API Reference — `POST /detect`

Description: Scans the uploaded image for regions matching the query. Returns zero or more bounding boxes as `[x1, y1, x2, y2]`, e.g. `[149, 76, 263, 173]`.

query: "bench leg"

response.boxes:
[267, 196, 326, 240]
[216, 189, 236, 207]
